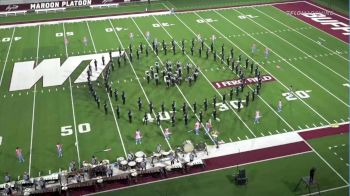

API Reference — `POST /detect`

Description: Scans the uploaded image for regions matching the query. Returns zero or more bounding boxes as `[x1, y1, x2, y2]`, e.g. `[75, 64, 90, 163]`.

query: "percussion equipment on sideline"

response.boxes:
[117, 157, 125, 163]
[135, 158, 143, 168]
[135, 151, 145, 158]
[128, 161, 136, 169]
[130, 169, 137, 173]
[160, 150, 170, 158]
[183, 140, 194, 153]
[153, 152, 161, 160]
[120, 160, 128, 171]
[102, 159, 110, 165]
[195, 142, 206, 151]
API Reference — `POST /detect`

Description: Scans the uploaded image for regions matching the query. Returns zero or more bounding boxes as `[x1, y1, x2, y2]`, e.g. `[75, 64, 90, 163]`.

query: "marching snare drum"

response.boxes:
[120, 160, 128, 171]
[135, 151, 145, 158]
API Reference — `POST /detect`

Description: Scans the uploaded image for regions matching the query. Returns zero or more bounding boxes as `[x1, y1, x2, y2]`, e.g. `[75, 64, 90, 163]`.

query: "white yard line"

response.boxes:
[304, 1, 349, 20]
[63, 23, 81, 165]
[86, 150, 313, 196]
[0, 27, 15, 89]
[212, 11, 331, 124]
[151, 14, 258, 138]
[304, 141, 349, 185]
[107, 19, 173, 150]
[300, 184, 350, 196]
[28, 26, 40, 176]
[85, 21, 128, 157]
[130, 18, 216, 144]
[169, 11, 295, 132]
[246, 8, 349, 82]
[230, 8, 349, 107]
[254, 6, 349, 62]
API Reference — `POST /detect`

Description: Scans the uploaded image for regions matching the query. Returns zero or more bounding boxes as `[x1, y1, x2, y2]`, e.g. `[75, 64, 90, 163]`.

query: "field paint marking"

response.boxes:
[85, 151, 313, 196]
[258, 6, 349, 62]
[305, 125, 309, 128]
[312, 123, 316, 127]
[203, 29, 296, 131]
[237, 137, 241, 141]
[268, 131, 272, 135]
[300, 184, 350, 196]
[29, 26, 40, 176]
[254, 7, 350, 75]
[107, 19, 173, 150]
[86, 21, 128, 157]
[0, 136, 2, 145]
[165, 6, 294, 135]
[245, 135, 249, 140]
[63, 23, 81, 165]
[231, 9, 350, 107]
[151, 13, 257, 138]
[304, 1, 349, 20]
[260, 133, 265, 136]
[283, 129, 287, 133]
[0, 28, 16, 89]
[213, 10, 332, 124]
[297, 126, 302, 130]
[275, 130, 279, 133]
[304, 140, 349, 185]
[130, 18, 216, 144]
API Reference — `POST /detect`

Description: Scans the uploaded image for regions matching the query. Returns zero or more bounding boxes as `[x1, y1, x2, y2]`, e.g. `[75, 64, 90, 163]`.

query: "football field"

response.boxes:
[0, 1, 348, 187]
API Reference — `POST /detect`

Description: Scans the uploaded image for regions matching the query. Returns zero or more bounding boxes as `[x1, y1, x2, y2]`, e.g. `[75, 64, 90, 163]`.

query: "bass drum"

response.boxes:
[183, 140, 194, 153]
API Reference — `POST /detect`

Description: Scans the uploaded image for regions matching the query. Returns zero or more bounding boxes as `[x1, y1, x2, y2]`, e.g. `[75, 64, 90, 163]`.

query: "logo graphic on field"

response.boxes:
[212, 75, 276, 89]
[9, 51, 124, 91]
[5, 5, 19, 11]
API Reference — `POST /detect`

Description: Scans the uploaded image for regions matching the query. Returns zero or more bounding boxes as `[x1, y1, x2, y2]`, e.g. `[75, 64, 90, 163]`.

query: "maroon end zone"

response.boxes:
[274, 1, 349, 43]
[212, 74, 275, 89]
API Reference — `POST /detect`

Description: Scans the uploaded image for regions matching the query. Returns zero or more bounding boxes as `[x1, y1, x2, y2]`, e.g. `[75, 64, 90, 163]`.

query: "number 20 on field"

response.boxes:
[61, 123, 91, 136]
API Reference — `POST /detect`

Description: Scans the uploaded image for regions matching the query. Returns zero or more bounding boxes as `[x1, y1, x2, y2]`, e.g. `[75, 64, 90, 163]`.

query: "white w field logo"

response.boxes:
[10, 51, 123, 91]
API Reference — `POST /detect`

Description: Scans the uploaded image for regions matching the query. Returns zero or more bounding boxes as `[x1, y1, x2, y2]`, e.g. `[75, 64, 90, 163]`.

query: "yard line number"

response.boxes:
[56, 32, 74, 37]
[144, 100, 245, 122]
[61, 123, 91, 136]
[282, 90, 311, 101]
[238, 15, 258, 19]
[152, 23, 174, 28]
[1, 37, 21, 42]
[196, 18, 217, 23]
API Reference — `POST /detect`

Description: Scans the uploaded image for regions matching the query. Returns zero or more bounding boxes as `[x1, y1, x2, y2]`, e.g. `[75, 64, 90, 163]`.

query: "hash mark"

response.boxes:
[305, 125, 309, 128]
[275, 130, 279, 133]
[245, 135, 249, 140]
[283, 129, 287, 133]
[260, 133, 265, 136]
[297, 126, 302, 129]
[237, 137, 241, 141]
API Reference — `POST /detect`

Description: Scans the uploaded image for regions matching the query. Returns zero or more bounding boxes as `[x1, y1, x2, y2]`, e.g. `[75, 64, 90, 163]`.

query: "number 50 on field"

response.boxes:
[61, 123, 91, 136]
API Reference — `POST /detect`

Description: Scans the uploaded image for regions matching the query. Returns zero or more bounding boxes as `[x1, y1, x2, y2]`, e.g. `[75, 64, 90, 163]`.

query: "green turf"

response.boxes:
[308, 133, 349, 181]
[95, 152, 348, 196]
[311, 0, 349, 16]
[0, 3, 348, 196]
[0, 0, 289, 25]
